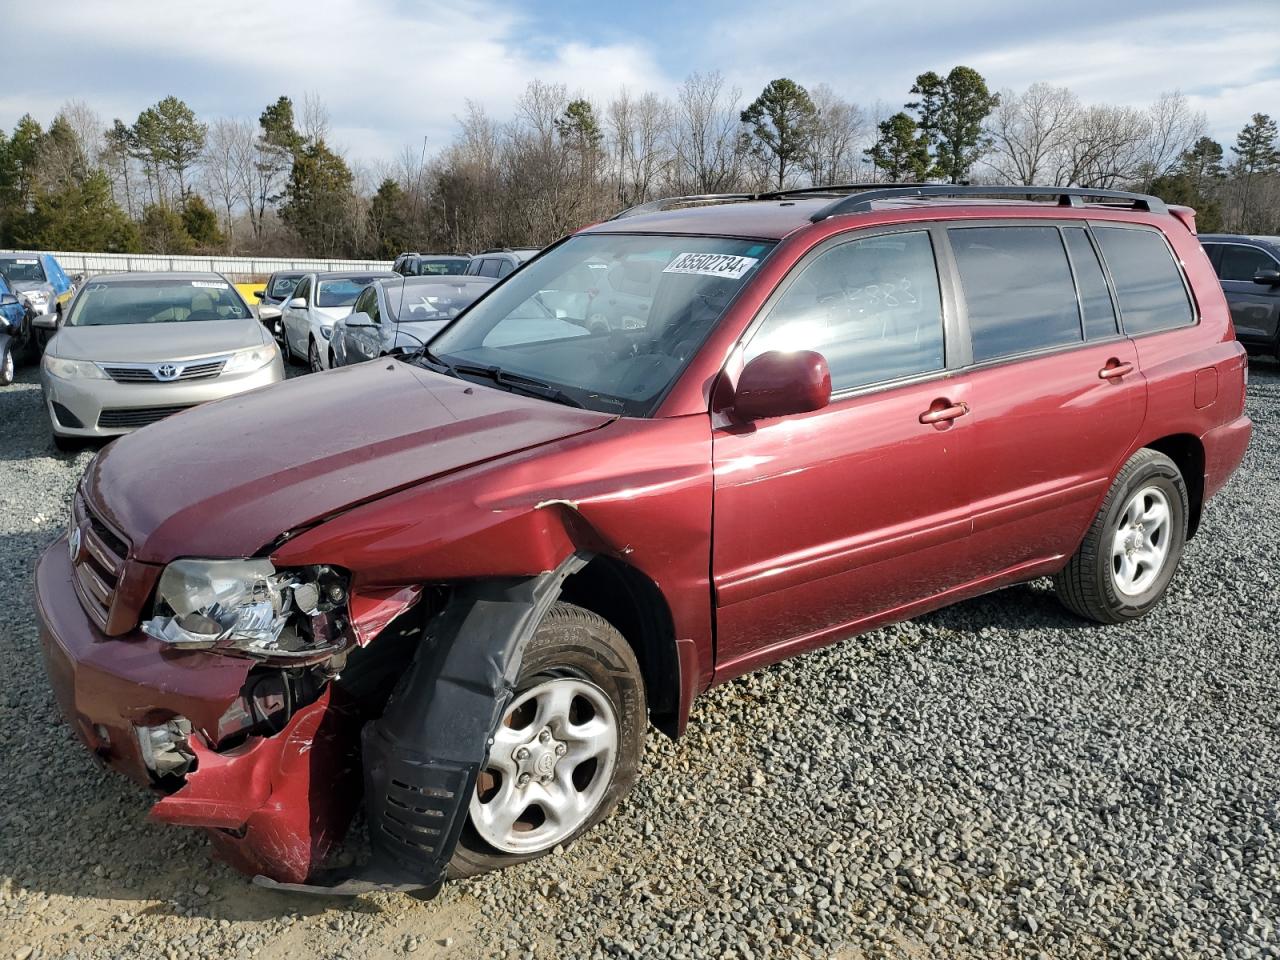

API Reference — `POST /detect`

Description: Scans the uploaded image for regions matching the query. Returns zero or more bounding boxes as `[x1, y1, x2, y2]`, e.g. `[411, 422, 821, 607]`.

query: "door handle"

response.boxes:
[1099, 360, 1134, 380]
[919, 400, 969, 425]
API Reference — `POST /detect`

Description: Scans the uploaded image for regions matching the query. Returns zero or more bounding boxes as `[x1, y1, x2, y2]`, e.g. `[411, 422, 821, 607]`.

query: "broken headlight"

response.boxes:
[142, 558, 350, 662]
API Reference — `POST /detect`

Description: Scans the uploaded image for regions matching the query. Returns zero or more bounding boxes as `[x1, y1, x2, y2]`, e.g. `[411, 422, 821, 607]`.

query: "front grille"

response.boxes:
[97, 405, 193, 429]
[71, 493, 129, 630]
[102, 359, 227, 383]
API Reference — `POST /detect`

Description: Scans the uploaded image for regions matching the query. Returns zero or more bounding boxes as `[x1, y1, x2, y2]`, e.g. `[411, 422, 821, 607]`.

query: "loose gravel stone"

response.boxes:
[1, 358, 1278, 959]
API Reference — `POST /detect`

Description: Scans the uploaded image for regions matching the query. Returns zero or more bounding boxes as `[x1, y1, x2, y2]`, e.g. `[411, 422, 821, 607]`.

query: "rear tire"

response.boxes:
[1053, 449, 1188, 623]
[448, 602, 646, 879]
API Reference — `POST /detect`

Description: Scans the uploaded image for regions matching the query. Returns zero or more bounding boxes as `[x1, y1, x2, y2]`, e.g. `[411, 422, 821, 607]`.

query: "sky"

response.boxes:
[2, 0, 1277, 170]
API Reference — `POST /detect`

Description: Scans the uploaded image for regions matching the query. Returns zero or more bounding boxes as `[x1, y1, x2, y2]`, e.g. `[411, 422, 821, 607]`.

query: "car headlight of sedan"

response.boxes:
[141, 558, 350, 663]
[320, 325, 333, 341]
[44, 356, 106, 380]
[222, 344, 276, 374]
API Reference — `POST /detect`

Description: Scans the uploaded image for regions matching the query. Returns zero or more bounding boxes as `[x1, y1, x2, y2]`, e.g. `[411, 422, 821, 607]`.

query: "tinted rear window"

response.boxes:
[1093, 227, 1194, 335]
[950, 226, 1081, 363]
[1063, 227, 1118, 340]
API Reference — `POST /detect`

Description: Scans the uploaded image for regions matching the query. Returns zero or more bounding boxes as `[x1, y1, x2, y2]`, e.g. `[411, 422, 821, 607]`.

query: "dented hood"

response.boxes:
[85, 361, 616, 563]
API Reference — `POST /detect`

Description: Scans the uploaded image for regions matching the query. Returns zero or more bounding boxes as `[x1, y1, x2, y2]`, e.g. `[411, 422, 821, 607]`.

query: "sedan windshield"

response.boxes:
[0, 257, 47, 284]
[317, 277, 380, 308]
[428, 234, 773, 415]
[67, 278, 251, 326]
[268, 275, 302, 298]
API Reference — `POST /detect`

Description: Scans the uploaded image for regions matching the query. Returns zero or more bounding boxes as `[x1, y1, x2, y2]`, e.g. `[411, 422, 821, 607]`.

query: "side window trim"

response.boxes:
[1089, 220, 1199, 337]
[734, 222, 960, 402]
[1061, 225, 1122, 342]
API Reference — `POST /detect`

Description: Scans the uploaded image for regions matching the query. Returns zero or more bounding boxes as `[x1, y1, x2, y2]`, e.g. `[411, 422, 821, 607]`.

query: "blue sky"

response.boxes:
[3, 0, 1276, 169]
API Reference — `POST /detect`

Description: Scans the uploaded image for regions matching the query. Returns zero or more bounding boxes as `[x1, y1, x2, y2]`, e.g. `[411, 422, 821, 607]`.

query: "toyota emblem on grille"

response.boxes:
[155, 363, 179, 380]
[68, 526, 83, 563]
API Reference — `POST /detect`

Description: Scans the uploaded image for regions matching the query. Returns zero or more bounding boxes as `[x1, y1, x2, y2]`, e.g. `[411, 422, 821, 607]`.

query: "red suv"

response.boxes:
[37, 185, 1251, 896]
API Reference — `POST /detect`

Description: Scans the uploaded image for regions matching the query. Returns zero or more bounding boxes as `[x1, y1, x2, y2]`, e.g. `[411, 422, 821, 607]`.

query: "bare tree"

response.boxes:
[804, 84, 868, 186]
[1056, 104, 1150, 187]
[608, 90, 673, 206]
[1140, 91, 1207, 187]
[984, 83, 1079, 185]
[299, 92, 331, 146]
[57, 100, 105, 166]
[203, 118, 254, 251]
[669, 71, 746, 194]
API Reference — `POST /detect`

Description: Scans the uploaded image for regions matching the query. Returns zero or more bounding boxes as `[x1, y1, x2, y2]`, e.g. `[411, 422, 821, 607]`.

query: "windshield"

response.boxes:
[268, 275, 301, 298]
[390, 278, 491, 322]
[428, 234, 773, 415]
[418, 259, 467, 276]
[67, 278, 252, 326]
[317, 277, 380, 308]
[0, 258, 47, 284]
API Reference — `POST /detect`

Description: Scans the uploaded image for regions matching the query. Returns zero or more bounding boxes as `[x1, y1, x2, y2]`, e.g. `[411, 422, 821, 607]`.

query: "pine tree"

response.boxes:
[908, 66, 1000, 183]
[865, 112, 931, 182]
[740, 78, 818, 189]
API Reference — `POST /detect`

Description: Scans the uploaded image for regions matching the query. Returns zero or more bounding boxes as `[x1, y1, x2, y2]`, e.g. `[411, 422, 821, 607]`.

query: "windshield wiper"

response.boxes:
[449, 362, 585, 409]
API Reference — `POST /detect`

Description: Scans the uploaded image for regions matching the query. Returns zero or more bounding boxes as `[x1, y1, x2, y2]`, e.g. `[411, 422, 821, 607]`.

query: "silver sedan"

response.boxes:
[40, 272, 284, 450]
[331, 275, 496, 366]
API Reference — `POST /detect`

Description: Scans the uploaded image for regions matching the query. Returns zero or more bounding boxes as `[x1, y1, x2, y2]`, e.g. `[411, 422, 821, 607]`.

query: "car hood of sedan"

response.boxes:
[50, 318, 267, 362]
[84, 359, 618, 563]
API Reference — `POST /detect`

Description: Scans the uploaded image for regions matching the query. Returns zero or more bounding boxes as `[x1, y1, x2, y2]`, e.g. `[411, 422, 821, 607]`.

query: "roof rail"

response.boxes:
[809, 185, 1168, 221]
[757, 182, 930, 201]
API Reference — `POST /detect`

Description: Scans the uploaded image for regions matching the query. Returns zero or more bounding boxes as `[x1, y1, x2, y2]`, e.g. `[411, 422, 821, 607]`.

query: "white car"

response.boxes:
[279, 271, 397, 371]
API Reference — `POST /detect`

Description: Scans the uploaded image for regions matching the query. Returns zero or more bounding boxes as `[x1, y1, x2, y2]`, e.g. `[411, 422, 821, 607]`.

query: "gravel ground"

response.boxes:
[1, 356, 1278, 960]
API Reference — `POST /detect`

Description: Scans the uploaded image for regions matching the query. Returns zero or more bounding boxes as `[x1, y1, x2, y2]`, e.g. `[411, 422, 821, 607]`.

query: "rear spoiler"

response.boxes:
[1169, 205, 1197, 234]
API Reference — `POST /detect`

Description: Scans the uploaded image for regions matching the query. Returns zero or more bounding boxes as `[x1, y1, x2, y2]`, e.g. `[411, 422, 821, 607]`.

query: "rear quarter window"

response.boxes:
[1093, 226, 1194, 335]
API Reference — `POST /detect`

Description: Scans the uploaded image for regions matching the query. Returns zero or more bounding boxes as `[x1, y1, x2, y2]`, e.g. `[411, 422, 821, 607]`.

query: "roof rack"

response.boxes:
[757, 182, 930, 201]
[610, 194, 759, 220]
[809, 185, 1168, 221]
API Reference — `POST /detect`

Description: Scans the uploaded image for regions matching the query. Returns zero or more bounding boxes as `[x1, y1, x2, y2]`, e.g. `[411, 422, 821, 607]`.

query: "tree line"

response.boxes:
[0, 68, 1276, 259]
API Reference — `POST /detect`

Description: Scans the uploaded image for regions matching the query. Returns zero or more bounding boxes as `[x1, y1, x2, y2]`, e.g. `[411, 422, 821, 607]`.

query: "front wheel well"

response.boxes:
[1144, 434, 1205, 538]
[557, 556, 681, 739]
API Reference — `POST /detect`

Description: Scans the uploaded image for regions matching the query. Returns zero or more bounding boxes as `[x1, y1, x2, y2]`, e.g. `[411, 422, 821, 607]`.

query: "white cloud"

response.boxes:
[0, 0, 669, 162]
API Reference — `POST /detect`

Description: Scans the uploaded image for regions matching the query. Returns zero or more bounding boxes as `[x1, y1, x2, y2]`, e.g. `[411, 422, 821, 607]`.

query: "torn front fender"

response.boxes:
[150, 688, 363, 884]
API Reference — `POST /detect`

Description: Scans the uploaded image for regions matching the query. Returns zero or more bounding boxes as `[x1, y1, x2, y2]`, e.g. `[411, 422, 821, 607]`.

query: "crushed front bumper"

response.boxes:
[36, 537, 361, 883]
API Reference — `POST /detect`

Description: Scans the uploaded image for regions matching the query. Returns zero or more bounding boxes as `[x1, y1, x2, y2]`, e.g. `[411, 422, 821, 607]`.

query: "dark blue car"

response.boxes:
[0, 274, 28, 385]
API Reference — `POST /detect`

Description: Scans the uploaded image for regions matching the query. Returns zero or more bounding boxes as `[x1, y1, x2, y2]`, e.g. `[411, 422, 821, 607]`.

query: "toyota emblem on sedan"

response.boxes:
[155, 363, 179, 381]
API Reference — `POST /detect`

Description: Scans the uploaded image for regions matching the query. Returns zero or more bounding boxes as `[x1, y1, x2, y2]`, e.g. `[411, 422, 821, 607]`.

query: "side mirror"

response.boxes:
[1252, 269, 1280, 286]
[346, 311, 374, 328]
[253, 289, 264, 300]
[732, 350, 831, 421]
[286, 297, 307, 309]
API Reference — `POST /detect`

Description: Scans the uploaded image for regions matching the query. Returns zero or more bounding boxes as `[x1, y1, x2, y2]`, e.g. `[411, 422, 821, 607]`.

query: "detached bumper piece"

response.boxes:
[256, 556, 584, 897]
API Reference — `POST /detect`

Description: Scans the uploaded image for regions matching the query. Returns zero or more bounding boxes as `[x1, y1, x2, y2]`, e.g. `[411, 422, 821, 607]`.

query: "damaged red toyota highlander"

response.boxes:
[37, 185, 1251, 896]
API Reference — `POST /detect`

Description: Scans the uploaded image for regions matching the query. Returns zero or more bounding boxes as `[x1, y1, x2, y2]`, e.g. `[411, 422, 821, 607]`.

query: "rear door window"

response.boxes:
[746, 230, 945, 392]
[478, 259, 502, 278]
[1062, 227, 1118, 340]
[1217, 244, 1279, 282]
[950, 225, 1081, 362]
[1093, 226, 1194, 335]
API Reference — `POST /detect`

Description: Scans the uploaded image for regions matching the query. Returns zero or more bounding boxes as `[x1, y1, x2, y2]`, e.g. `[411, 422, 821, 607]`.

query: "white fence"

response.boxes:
[1, 250, 393, 280]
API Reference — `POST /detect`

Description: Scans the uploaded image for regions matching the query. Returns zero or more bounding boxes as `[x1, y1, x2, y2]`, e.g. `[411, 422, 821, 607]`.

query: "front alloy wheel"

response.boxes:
[470, 677, 619, 853]
[308, 338, 323, 373]
[449, 602, 645, 878]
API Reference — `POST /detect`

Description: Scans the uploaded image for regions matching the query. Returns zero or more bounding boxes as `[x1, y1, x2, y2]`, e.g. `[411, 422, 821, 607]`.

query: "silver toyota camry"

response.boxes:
[40, 272, 284, 449]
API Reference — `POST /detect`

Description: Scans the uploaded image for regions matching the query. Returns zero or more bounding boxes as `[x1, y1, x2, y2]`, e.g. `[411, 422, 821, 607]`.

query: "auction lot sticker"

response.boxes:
[663, 252, 759, 280]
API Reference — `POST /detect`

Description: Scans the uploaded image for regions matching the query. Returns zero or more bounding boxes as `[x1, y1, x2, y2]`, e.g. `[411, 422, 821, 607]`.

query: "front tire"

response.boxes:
[1053, 449, 1188, 623]
[449, 602, 646, 878]
[308, 338, 323, 373]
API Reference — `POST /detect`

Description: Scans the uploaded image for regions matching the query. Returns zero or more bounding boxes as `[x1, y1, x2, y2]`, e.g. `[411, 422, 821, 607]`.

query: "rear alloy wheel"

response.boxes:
[1053, 448, 1187, 623]
[449, 602, 645, 878]
[308, 338, 323, 373]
